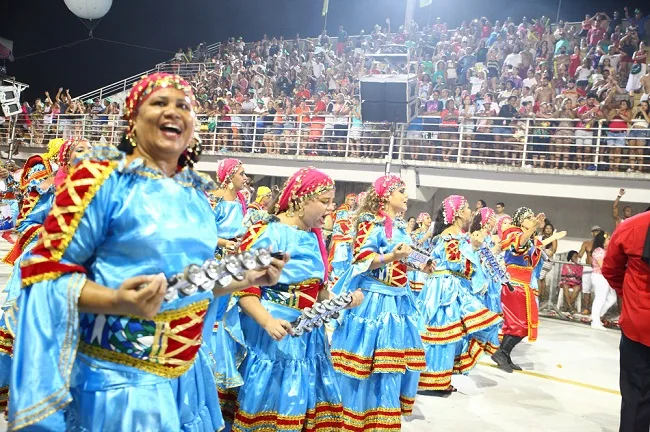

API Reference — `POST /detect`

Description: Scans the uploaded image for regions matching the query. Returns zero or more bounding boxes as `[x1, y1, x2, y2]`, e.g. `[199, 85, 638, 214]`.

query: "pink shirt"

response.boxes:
[592, 247, 605, 274]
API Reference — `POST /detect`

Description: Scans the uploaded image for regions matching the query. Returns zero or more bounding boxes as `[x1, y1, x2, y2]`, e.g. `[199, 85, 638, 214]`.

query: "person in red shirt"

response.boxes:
[602, 208, 650, 432]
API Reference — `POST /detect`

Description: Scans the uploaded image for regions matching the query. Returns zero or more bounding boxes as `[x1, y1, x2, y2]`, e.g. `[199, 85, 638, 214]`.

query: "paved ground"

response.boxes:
[0, 237, 620, 431]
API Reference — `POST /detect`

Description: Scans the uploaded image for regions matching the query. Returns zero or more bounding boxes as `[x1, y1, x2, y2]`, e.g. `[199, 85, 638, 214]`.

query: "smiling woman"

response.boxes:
[7, 73, 287, 432]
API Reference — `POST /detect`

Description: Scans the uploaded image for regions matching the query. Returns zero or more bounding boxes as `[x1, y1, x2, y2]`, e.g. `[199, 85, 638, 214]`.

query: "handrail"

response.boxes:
[73, 43, 221, 103]
[6, 112, 650, 176]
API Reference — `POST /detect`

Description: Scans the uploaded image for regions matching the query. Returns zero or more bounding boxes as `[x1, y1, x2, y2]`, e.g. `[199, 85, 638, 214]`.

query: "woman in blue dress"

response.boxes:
[417, 195, 502, 395]
[0, 137, 91, 415]
[408, 212, 433, 297]
[7, 73, 285, 432]
[221, 166, 364, 432]
[330, 175, 426, 431]
[210, 158, 249, 258]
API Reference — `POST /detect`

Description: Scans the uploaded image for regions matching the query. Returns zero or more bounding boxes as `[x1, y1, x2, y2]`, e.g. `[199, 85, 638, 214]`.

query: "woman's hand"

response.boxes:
[262, 317, 293, 341]
[344, 289, 365, 309]
[224, 240, 239, 253]
[420, 260, 437, 274]
[114, 274, 167, 319]
[392, 243, 412, 260]
[244, 253, 290, 287]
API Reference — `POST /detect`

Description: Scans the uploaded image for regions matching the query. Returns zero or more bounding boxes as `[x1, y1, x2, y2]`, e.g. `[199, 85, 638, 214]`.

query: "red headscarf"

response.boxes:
[275, 167, 335, 282]
[124, 73, 195, 128]
[216, 158, 247, 215]
[54, 138, 90, 188]
[373, 175, 405, 239]
[497, 216, 513, 239]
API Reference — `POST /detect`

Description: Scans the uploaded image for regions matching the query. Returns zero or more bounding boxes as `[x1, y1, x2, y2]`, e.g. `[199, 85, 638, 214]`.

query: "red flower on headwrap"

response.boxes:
[478, 207, 496, 228]
[216, 158, 247, 215]
[274, 167, 335, 282]
[372, 175, 405, 240]
[123, 72, 195, 137]
[442, 195, 468, 225]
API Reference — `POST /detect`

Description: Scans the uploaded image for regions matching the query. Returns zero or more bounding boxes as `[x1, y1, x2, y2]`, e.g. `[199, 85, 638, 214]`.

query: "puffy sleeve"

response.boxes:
[9, 147, 121, 431]
[500, 229, 531, 255]
[352, 214, 386, 265]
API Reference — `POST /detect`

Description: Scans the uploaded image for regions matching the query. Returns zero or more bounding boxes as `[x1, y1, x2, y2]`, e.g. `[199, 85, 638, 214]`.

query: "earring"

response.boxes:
[128, 129, 137, 148]
[298, 209, 305, 218]
[228, 182, 234, 190]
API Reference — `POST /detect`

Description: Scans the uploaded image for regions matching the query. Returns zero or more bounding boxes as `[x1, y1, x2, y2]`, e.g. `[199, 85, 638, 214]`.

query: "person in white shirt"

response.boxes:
[522, 69, 538, 90]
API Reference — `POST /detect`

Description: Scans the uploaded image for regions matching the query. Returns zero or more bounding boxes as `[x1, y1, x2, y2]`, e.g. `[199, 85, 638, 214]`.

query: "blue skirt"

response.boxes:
[331, 282, 425, 430]
[65, 346, 224, 432]
[225, 302, 344, 432]
[417, 274, 502, 391]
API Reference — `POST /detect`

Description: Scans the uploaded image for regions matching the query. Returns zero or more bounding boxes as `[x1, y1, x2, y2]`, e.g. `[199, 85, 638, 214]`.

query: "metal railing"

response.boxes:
[538, 257, 620, 329]
[73, 43, 221, 102]
[5, 113, 650, 175]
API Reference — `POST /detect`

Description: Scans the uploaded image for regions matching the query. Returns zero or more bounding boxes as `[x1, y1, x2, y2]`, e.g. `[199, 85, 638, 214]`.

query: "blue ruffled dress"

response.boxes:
[221, 216, 344, 432]
[0, 165, 55, 414]
[330, 214, 425, 431]
[8, 144, 225, 432]
[416, 233, 502, 392]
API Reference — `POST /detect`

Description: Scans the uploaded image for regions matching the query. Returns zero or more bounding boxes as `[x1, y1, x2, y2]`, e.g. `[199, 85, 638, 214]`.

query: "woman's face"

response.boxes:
[133, 87, 195, 161]
[231, 166, 248, 191]
[543, 224, 553, 235]
[457, 203, 472, 227]
[641, 101, 650, 112]
[423, 214, 432, 226]
[388, 186, 409, 214]
[521, 215, 537, 231]
[408, 217, 416, 228]
[301, 189, 335, 229]
[485, 216, 496, 232]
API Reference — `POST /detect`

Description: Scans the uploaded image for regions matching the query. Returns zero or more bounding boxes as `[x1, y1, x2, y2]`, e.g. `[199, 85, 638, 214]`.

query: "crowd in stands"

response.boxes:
[7, 7, 650, 172]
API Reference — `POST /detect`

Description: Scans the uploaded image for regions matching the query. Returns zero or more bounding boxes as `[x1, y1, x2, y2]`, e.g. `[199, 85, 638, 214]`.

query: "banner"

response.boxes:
[419, 0, 432, 6]
[322, 0, 329, 16]
[0, 37, 13, 61]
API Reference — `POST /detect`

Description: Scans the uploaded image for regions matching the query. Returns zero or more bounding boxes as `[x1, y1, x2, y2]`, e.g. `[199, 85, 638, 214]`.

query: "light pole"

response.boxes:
[556, 0, 562, 23]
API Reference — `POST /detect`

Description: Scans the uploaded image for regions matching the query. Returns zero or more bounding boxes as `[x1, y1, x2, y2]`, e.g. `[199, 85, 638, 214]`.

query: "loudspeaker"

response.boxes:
[1, 101, 21, 117]
[384, 76, 418, 103]
[384, 99, 418, 123]
[0, 86, 18, 103]
[360, 101, 385, 123]
[360, 74, 418, 123]
[359, 80, 385, 103]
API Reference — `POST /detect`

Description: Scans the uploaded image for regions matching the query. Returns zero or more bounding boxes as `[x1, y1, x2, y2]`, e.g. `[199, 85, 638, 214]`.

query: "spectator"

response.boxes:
[590, 231, 617, 330]
[613, 188, 634, 227]
[538, 223, 558, 302]
[559, 250, 584, 313]
[602, 207, 650, 432]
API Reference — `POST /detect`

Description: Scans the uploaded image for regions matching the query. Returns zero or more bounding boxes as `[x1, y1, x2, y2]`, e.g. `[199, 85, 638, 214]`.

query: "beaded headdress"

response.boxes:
[478, 207, 496, 228]
[417, 212, 430, 224]
[512, 207, 534, 228]
[442, 195, 468, 225]
[274, 166, 335, 215]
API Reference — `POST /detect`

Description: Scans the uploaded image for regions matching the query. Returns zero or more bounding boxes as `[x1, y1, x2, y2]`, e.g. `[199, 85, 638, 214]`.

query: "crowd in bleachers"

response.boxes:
[9, 7, 650, 171]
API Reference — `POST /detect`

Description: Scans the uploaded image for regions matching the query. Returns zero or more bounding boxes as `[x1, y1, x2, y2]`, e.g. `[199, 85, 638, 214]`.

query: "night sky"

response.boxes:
[2, 0, 648, 101]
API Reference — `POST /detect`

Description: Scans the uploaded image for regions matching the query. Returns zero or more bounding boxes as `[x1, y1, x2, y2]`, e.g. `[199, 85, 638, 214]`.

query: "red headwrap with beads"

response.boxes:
[372, 175, 405, 239]
[274, 167, 335, 282]
[216, 158, 247, 215]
